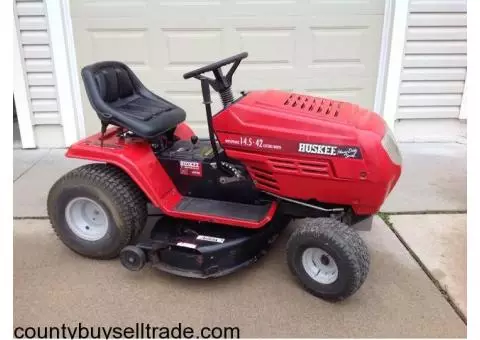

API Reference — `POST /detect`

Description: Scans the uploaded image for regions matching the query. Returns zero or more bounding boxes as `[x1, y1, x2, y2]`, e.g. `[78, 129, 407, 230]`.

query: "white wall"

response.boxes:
[395, 0, 468, 142]
[14, 0, 65, 148]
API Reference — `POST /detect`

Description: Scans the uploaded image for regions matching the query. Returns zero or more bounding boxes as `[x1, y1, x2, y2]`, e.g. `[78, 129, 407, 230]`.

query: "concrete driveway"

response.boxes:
[381, 142, 466, 213]
[14, 218, 466, 338]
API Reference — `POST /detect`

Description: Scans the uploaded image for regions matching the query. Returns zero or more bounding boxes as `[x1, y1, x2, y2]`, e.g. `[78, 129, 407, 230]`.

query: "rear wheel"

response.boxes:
[286, 217, 369, 301]
[47, 164, 147, 259]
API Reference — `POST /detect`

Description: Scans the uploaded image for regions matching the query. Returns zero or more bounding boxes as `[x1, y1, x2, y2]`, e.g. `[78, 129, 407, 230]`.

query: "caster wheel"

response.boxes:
[120, 246, 146, 271]
[287, 217, 370, 301]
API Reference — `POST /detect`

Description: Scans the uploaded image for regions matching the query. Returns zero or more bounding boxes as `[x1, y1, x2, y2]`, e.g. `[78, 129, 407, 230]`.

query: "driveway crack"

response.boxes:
[378, 213, 467, 325]
[14, 149, 52, 183]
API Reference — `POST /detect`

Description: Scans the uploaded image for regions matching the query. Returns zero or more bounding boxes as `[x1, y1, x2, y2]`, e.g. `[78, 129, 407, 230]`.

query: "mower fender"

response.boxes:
[66, 126, 277, 229]
[66, 127, 177, 207]
[174, 122, 195, 140]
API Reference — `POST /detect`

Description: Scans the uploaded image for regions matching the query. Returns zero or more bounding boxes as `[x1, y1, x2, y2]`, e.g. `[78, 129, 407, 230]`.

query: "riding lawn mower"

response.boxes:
[47, 52, 402, 301]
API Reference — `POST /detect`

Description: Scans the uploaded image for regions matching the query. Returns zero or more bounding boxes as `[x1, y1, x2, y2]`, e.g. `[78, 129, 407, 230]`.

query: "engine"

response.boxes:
[212, 90, 402, 215]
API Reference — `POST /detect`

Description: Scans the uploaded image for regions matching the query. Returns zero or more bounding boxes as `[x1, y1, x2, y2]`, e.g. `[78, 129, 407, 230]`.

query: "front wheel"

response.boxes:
[286, 218, 369, 301]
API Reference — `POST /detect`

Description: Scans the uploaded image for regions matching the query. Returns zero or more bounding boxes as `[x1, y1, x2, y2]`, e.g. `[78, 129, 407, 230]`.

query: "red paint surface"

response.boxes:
[66, 126, 276, 228]
[213, 90, 401, 215]
[174, 122, 195, 140]
[66, 90, 401, 226]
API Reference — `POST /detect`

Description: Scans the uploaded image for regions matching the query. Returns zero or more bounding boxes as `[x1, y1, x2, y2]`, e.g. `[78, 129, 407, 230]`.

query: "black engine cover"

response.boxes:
[154, 139, 260, 204]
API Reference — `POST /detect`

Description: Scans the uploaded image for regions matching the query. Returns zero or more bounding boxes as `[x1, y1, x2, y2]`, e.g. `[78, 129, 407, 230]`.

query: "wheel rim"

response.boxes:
[125, 252, 140, 266]
[65, 197, 108, 241]
[301, 247, 338, 284]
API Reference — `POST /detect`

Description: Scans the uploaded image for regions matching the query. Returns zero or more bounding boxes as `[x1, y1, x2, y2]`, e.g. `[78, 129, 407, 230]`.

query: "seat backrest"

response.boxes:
[81, 61, 143, 121]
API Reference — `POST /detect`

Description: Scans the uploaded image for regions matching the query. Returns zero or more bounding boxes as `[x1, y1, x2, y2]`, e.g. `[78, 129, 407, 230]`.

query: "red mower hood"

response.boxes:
[235, 90, 385, 136]
[212, 90, 398, 215]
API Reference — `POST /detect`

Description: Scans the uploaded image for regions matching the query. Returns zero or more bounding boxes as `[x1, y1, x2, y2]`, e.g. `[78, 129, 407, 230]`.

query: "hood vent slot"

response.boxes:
[284, 93, 340, 117]
[249, 166, 280, 191]
[269, 157, 331, 178]
[298, 161, 330, 177]
[269, 158, 297, 173]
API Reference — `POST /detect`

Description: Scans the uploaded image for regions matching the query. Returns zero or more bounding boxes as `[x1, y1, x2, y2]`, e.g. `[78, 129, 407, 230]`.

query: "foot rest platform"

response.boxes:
[174, 197, 271, 222]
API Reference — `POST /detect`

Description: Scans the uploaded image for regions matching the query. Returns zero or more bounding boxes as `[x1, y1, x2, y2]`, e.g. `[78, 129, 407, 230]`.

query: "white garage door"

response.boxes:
[71, 0, 385, 136]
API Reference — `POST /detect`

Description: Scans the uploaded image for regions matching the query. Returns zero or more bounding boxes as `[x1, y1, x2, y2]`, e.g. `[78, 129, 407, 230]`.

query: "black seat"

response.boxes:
[81, 61, 186, 139]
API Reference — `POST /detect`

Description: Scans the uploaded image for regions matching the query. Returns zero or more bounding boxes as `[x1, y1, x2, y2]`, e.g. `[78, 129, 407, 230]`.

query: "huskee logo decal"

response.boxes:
[298, 143, 338, 156]
[179, 161, 202, 177]
[180, 161, 200, 169]
[298, 143, 362, 159]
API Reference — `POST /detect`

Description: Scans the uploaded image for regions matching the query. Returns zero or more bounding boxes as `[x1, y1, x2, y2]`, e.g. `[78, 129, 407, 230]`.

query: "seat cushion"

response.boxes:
[112, 95, 173, 121]
[81, 61, 186, 139]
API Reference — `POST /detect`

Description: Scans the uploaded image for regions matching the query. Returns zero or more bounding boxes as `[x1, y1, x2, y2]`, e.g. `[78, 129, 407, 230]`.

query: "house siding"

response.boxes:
[398, 0, 467, 121]
[14, 0, 64, 147]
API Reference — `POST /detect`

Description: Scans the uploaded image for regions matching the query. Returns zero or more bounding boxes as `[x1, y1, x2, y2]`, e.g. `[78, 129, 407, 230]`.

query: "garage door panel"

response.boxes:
[70, 0, 149, 18]
[311, 27, 368, 62]
[308, 18, 382, 77]
[237, 27, 295, 66]
[165, 29, 224, 65]
[154, 16, 382, 81]
[71, 0, 384, 135]
[308, 0, 384, 13]
[148, 0, 384, 16]
[72, 0, 385, 18]
[91, 29, 149, 64]
[72, 19, 151, 63]
[72, 18, 157, 86]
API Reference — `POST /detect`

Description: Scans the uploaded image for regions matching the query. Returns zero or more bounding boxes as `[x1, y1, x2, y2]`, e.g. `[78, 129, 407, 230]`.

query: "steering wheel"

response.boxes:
[183, 52, 248, 93]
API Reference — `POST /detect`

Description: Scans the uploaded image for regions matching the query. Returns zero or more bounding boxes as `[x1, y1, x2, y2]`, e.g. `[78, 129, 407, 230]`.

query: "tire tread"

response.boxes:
[47, 163, 147, 259]
[286, 217, 370, 301]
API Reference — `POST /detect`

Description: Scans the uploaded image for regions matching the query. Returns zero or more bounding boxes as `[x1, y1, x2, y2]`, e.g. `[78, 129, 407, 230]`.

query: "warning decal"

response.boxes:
[196, 235, 225, 244]
[176, 242, 197, 249]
